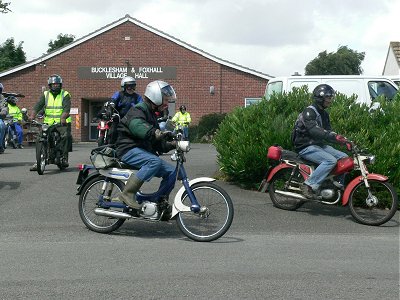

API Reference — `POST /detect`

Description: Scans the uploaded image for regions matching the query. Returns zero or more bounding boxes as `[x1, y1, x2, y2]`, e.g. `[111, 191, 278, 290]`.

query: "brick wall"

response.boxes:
[1, 21, 268, 141]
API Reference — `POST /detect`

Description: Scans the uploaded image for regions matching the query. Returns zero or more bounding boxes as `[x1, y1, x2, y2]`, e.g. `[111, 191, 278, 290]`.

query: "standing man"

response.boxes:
[172, 105, 191, 141]
[30, 74, 72, 171]
[0, 83, 8, 154]
[106, 76, 143, 144]
[6, 96, 24, 148]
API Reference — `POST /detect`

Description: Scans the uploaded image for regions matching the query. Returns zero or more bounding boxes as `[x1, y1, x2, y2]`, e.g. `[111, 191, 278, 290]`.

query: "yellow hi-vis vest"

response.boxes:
[172, 111, 191, 128]
[7, 104, 22, 121]
[44, 90, 71, 125]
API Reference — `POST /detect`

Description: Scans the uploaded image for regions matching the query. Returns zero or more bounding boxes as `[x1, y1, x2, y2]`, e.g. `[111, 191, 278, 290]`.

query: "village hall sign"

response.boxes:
[78, 66, 177, 79]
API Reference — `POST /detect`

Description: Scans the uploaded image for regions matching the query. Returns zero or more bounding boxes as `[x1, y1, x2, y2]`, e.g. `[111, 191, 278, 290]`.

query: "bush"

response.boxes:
[189, 113, 226, 143]
[213, 87, 400, 192]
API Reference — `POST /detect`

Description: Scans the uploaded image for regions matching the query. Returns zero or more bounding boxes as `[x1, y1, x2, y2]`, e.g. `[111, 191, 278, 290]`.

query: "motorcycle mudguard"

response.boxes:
[342, 173, 388, 206]
[76, 170, 100, 195]
[258, 163, 295, 192]
[171, 177, 216, 218]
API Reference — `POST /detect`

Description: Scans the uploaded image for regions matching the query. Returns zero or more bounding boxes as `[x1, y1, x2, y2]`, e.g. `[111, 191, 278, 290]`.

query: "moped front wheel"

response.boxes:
[176, 182, 234, 242]
[349, 180, 398, 226]
[36, 142, 46, 175]
[79, 176, 126, 233]
[268, 168, 305, 210]
[97, 136, 105, 147]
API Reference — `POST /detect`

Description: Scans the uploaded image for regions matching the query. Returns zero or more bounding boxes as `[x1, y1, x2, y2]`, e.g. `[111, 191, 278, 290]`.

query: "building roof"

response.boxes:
[0, 14, 273, 80]
[390, 41, 400, 68]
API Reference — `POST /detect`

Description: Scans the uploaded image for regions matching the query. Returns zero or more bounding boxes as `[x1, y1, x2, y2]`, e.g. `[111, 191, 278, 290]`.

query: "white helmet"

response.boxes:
[144, 80, 176, 106]
[120, 76, 136, 90]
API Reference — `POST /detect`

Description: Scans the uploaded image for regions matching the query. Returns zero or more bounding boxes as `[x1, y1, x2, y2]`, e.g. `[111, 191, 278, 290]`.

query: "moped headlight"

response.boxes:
[178, 141, 190, 152]
[368, 155, 375, 164]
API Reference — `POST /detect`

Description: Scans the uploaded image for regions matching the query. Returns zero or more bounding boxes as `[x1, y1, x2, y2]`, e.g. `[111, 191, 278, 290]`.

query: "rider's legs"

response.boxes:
[14, 123, 24, 148]
[121, 147, 175, 184]
[0, 119, 5, 153]
[299, 145, 347, 191]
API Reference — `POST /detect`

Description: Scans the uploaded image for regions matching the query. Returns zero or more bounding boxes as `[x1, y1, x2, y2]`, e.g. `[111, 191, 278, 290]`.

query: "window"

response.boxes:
[264, 81, 283, 100]
[245, 98, 262, 107]
[368, 81, 398, 101]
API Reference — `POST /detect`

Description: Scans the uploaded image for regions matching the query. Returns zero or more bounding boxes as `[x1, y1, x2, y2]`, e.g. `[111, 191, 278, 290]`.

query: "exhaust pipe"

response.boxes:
[94, 208, 132, 219]
[275, 190, 307, 200]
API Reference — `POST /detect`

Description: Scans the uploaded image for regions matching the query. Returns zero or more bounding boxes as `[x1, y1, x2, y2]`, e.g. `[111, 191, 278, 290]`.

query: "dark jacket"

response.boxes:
[293, 103, 336, 151]
[116, 101, 160, 158]
[110, 91, 143, 119]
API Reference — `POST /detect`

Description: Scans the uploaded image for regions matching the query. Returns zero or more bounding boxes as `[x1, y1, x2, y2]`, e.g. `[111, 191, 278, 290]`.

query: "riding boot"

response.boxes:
[114, 175, 144, 209]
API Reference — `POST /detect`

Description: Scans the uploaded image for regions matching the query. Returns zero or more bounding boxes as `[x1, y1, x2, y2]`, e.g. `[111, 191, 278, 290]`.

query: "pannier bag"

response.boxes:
[267, 145, 282, 161]
[90, 146, 118, 169]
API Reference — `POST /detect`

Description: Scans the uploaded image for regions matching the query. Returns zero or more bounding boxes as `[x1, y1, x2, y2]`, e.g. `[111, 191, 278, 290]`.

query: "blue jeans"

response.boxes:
[0, 119, 5, 150]
[299, 145, 348, 191]
[10, 123, 23, 144]
[121, 147, 176, 187]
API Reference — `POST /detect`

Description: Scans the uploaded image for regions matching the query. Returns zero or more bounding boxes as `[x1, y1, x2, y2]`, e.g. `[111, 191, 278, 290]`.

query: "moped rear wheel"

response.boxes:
[79, 176, 126, 233]
[36, 142, 46, 175]
[176, 182, 234, 242]
[268, 168, 305, 210]
[349, 180, 398, 226]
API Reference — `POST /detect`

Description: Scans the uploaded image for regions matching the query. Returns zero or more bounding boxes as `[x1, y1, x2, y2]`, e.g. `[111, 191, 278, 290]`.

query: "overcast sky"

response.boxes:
[1, 0, 399, 77]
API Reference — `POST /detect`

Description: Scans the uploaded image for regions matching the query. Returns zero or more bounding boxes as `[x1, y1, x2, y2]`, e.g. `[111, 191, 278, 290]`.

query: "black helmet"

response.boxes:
[179, 105, 186, 112]
[313, 84, 335, 104]
[7, 96, 17, 105]
[48, 74, 62, 93]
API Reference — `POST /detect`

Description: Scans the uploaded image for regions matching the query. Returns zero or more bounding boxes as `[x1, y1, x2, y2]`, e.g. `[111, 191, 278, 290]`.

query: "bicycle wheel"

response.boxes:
[36, 142, 46, 175]
[79, 176, 126, 233]
[176, 182, 234, 242]
[268, 168, 305, 210]
[349, 180, 398, 226]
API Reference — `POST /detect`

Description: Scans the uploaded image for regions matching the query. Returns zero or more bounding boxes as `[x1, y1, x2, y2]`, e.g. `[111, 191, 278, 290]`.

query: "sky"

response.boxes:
[1, 0, 399, 77]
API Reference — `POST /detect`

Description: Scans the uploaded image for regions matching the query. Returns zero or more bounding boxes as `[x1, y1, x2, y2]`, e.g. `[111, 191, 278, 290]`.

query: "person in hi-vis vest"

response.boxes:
[6, 96, 24, 148]
[30, 74, 72, 171]
[171, 105, 191, 141]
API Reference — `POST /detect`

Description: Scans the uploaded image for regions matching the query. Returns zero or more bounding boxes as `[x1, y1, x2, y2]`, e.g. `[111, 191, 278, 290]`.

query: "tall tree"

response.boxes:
[0, 1, 11, 13]
[305, 46, 365, 75]
[47, 33, 75, 53]
[0, 38, 26, 72]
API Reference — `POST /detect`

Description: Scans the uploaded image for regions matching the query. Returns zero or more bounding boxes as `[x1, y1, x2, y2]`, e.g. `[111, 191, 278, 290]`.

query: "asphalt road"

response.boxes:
[0, 143, 399, 300]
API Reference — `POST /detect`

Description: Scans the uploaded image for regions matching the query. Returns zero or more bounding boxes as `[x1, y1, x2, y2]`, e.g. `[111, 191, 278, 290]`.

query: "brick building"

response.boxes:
[0, 15, 272, 142]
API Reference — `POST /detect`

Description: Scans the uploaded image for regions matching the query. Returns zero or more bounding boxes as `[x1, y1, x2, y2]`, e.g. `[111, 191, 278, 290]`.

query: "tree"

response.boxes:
[0, 1, 11, 13]
[47, 34, 75, 53]
[305, 46, 365, 75]
[0, 38, 26, 72]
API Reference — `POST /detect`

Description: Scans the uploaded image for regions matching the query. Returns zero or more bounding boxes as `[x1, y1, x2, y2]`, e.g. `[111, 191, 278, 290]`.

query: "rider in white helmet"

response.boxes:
[114, 80, 177, 212]
[104, 76, 143, 144]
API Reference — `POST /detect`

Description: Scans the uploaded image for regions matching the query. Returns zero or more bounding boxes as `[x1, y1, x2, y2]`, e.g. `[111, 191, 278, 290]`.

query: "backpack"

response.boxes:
[291, 105, 321, 144]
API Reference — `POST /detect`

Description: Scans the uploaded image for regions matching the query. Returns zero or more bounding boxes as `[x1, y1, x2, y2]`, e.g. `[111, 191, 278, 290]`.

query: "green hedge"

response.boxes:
[213, 87, 400, 191]
[189, 113, 226, 143]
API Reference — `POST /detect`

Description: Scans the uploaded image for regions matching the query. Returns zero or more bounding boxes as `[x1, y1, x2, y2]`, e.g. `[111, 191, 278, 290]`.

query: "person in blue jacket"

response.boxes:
[106, 76, 143, 144]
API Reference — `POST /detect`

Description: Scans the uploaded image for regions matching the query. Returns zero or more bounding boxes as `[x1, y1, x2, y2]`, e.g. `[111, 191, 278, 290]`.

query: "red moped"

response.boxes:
[258, 144, 398, 226]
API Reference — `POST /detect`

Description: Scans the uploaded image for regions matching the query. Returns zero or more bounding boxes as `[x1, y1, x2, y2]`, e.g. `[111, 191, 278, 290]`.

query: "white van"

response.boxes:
[264, 75, 399, 105]
[385, 75, 399, 86]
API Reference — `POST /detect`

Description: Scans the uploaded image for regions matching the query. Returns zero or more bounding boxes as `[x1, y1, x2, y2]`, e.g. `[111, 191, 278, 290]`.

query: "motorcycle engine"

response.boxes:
[319, 181, 338, 200]
[140, 201, 159, 219]
[320, 189, 336, 200]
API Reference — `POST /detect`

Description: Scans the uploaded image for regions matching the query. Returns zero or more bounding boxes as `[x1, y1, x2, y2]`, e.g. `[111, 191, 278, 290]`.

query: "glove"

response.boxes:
[345, 142, 353, 151]
[154, 129, 174, 141]
[335, 134, 348, 144]
[160, 140, 176, 153]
